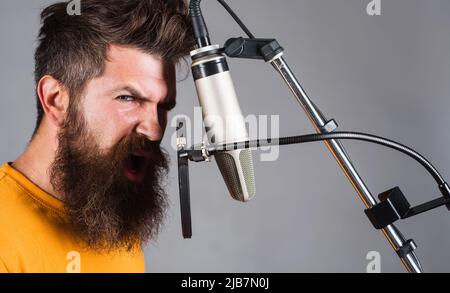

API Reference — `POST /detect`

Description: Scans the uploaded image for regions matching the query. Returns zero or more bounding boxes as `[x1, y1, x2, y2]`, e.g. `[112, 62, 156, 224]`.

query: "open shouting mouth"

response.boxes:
[123, 152, 151, 183]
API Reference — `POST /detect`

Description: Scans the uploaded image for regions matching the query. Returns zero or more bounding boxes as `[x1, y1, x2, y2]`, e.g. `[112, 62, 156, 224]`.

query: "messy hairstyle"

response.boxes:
[33, 0, 194, 136]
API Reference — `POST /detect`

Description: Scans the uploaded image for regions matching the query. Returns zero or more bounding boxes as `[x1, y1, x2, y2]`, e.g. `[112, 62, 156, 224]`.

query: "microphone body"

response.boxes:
[191, 45, 256, 202]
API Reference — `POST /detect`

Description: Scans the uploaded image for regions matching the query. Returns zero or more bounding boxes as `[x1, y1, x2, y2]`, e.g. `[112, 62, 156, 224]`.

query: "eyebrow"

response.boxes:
[112, 85, 177, 110]
[117, 85, 148, 101]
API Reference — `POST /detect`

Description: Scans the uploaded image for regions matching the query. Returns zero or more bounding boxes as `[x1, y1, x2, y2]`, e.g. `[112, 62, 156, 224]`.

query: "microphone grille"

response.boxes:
[215, 149, 255, 202]
[239, 149, 256, 197]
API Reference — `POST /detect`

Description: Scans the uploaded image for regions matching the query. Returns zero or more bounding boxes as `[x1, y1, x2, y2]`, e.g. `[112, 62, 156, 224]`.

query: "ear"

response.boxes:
[37, 75, 69, 126]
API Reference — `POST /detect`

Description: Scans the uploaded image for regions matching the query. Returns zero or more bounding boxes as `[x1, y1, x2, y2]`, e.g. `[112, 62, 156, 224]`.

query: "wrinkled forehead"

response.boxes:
[104, 45, 175, 84]
[75, 44, 177, 104]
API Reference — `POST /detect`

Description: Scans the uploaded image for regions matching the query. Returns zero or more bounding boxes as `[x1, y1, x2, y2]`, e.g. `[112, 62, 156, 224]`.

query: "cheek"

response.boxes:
[82, 100, 140, 148]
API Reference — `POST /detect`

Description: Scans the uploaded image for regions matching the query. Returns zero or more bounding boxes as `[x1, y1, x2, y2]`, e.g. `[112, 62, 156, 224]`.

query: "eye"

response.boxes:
[116, 95, 137, 102]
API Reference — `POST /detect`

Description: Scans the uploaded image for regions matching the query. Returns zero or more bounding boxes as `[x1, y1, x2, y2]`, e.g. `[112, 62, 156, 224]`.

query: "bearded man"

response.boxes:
[0, 0, 194, 273]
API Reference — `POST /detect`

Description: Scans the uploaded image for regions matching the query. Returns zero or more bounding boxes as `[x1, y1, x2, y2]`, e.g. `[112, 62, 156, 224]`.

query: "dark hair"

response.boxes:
[33, 0, 194, 136]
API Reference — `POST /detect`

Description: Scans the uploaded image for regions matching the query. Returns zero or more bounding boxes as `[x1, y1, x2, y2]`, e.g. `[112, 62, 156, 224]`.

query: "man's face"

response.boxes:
[82, 45, 176, 158]
[49, 45, 176, 251]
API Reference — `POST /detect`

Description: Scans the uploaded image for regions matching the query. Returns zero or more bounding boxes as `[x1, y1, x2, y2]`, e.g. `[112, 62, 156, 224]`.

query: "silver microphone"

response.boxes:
[190, 45, 256, 202]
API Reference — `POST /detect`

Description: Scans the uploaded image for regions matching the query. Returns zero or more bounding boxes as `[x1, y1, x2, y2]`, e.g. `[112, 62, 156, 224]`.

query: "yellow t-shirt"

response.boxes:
[0, 162, 145, 273]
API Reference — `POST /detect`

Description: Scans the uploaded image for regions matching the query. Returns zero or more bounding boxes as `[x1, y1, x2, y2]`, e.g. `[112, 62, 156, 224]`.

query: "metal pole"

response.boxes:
[270, 55, 422, 273]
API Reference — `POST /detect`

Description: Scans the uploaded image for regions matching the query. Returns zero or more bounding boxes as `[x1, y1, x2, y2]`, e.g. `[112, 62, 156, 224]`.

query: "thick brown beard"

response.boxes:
[49, 101, 170, 252]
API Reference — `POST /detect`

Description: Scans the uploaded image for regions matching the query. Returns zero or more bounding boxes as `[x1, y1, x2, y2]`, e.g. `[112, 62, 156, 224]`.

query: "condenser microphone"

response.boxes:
[190, 45, 256, 202]
[188, 0, 255, 202]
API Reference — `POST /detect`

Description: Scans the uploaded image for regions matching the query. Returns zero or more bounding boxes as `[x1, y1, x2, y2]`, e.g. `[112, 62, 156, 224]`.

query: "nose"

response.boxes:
[135, 104, 164, 141]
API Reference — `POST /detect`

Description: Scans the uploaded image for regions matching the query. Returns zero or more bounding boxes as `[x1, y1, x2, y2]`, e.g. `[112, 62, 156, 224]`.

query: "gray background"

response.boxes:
[1, 0, 450, 273]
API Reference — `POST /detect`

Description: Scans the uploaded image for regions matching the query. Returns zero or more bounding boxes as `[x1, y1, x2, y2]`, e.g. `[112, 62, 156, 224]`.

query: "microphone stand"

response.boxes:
[268, 54, 423, 273]
[177, 37, 437, 273]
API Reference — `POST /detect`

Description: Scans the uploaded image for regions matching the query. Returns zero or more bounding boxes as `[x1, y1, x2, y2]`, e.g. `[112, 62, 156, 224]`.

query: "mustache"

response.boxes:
[114, 134, 168, 168]
[128, 133, 160, 152]
[117, 134, 161, 156]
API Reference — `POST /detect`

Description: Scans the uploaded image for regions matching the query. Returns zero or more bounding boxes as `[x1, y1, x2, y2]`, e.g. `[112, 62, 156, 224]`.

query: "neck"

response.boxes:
[12, 121, 61, 200]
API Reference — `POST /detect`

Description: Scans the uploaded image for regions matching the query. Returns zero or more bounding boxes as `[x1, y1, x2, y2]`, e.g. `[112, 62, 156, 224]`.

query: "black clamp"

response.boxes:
[185, 142, 211, 162]
[364, 188, 418, 258]
[396, 239, 417, 258]
[223, 37, 284, 62]
[365, 185, 450, 231]
[364, 187, 410, 230]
